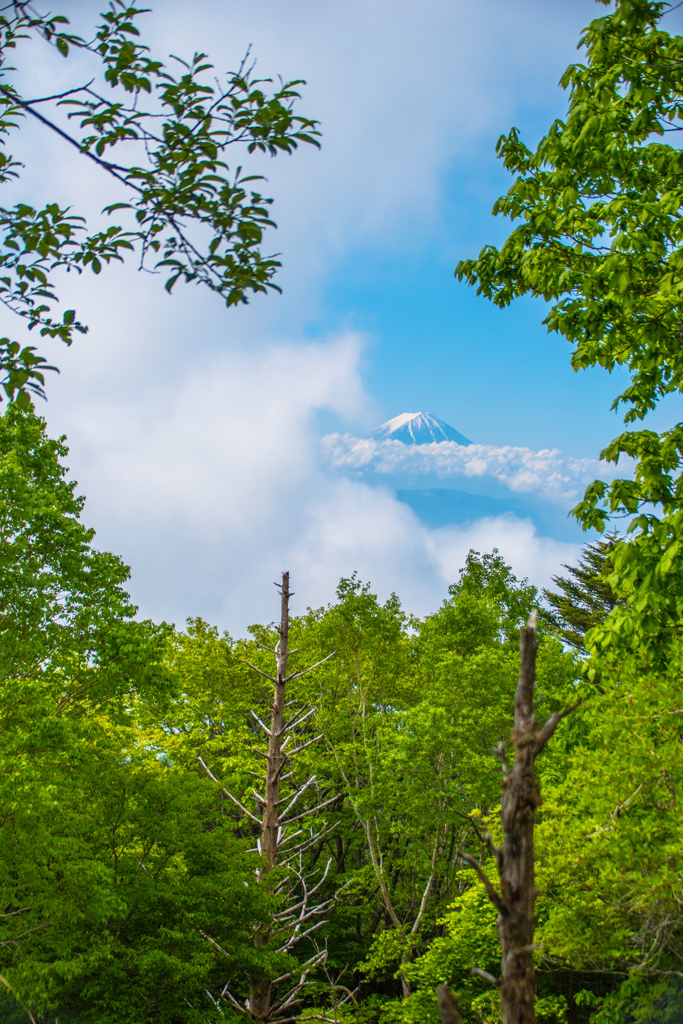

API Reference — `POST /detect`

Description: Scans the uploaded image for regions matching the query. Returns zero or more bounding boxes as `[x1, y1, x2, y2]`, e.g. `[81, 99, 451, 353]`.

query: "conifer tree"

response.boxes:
[542, 537, 622, 655]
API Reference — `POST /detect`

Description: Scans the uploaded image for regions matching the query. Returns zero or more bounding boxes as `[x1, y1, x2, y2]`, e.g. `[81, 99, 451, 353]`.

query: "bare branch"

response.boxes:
[249, 708, 273, 736]
[277, 826, 304, 848]
[494, 740, 510, 777]
[536, 699, 582, 751]
[276, 899, 334, 933]
[278, 823, 338, 861]
[305, 857, 333, 899]
[278, 776, 317, 821]
[222, 789, 262, 825]
[503, 943, 543, 970]
[285, 650, 336, 682]
[254, 640, 278, 655]
[460, 852, 506, 914]
[205, 988, 223, 1013]
[293, 1017, 341, 1023]
[287, 733, 325, 757]
[277, 917, 328, 952]
[0, 906, 29, 919]
[197, 756, 261, 825]
[280, 705, 316, 735]
[471, 967, 500, 987]
[218, 985, 248, 1014]
[198, 928, 230, 959]
[279, 793, 341, 826]
[270, 952, 327, 1011]
[244, 660, 277, 685]
[272, 873, 292, 895]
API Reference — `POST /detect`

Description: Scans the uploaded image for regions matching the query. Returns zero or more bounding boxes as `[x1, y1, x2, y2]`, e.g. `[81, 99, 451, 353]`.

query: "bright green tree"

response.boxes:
[451, 8, 683, 1016]
[0, 410, 282, 1022]
[531, 631, 683, 1023]
[455, 0, 683, 663]
[0, 405, 165, 681]
[277, 563, 578, 1022]
[405, 547, 683, 1024]
[1, 717, 277, 1024]
[446, 549, 545, 646]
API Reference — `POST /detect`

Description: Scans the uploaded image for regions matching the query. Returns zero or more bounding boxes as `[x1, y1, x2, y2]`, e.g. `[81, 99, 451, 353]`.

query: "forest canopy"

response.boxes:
[0, 409, 679, 1024]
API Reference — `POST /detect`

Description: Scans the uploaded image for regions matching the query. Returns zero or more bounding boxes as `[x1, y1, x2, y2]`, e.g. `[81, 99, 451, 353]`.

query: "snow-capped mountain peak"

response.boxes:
[369, 411, 473, 446]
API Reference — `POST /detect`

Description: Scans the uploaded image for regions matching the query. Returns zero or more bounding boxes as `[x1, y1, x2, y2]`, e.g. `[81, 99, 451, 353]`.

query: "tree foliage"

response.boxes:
[0, 411, 278, 1022]
[8, 2, 683, 1023]
[2, 404, 679, 1024]
[0, 1, 319, 405]
[455, 0, 683, 662]
[542, 538, 621, 655]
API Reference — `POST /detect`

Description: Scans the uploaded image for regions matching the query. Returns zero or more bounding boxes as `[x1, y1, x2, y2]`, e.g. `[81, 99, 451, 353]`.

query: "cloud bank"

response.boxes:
[322, 433, 615, 504]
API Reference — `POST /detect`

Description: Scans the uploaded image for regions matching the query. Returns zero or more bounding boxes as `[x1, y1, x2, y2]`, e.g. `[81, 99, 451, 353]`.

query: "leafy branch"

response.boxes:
[0, 1, 320, 403]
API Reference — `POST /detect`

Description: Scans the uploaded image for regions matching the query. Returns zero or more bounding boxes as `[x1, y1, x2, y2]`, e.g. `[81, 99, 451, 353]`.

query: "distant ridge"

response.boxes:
[369, 411, 473, 446]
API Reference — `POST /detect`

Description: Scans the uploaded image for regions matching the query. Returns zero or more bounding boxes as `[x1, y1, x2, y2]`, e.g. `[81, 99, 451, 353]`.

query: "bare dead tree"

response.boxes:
[199, 571, 346, 1024]
[437, 611, 580, 1024]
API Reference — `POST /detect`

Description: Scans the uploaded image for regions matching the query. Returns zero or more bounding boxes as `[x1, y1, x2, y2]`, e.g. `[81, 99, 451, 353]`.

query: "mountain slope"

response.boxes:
[369, 411, 473, 445]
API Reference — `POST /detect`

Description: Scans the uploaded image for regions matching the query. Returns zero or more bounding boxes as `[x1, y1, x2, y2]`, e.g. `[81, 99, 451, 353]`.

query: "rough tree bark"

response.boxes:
[249, 570, 296, 1022]
[200, 571, 339, 1024]
[438, 611, 579, 1024]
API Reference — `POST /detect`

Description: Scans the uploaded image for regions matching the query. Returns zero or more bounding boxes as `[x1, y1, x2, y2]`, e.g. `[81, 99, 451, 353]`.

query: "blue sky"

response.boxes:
[8, 0, 683, 631]
[311, 73, 682, 456]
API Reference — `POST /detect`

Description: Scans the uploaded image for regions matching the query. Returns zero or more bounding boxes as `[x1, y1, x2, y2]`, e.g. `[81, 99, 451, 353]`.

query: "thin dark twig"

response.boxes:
[0, 85, 141, 190]
[25, 81, 94, 104]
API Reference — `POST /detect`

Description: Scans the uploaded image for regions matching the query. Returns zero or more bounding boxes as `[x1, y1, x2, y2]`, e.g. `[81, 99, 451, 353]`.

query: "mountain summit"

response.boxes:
[369, 411, 473, 446]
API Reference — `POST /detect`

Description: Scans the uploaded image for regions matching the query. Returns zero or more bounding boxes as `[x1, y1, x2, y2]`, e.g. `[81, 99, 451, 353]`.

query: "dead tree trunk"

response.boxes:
[249, 570, 294, 1023]
[200, 571, 341, 1024]
[441, 611, 579, 1024]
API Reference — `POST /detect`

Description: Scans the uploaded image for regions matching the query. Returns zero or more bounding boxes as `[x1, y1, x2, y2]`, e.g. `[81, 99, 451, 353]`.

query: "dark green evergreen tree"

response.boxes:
[542, 537, 622, 654]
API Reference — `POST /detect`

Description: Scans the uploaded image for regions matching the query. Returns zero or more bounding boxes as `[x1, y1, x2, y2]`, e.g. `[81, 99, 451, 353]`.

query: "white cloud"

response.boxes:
[56, 336, 580, 633]
[322, 433, 617, 504]
[65, 333, 367, 537]
[425, 518, 579, 594]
